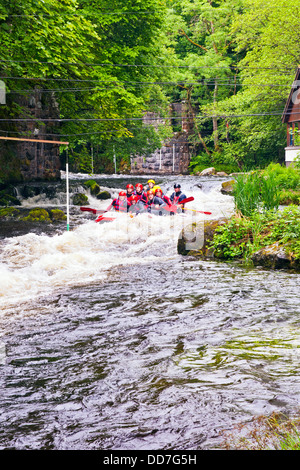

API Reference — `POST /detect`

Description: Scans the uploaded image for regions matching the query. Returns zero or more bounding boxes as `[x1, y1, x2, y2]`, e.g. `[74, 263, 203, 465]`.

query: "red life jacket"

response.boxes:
[162, 194, 172, 206]
[134, 190, 147, 204]
[107, 198, 129, 212]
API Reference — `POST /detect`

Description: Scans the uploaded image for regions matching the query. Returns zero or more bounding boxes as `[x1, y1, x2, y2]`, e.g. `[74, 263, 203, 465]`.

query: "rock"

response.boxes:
[97, 190, 111, 200]
[21, 208, 51, 223]
[177, 218, 228, 257]
[216, 171, 228, 176]
[221, 179, 236, 195]
[200, 167, 216, 176]
[0, 207, 20, 219]
[49, 209, 67, 221]
[251, 243, 300, 271]
[72, 193, 88, 205]
[84, 180, 101, 196]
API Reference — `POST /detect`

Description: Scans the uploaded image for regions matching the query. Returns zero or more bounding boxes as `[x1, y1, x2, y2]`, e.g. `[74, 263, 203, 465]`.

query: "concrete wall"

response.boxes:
[285, 146, 300, 167]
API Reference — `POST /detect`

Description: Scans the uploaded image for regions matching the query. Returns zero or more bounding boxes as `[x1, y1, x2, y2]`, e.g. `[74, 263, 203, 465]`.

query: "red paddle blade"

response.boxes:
[80, 207, 97, 214]
[96, 215, 116, 222]
[179, 196, 194, 204]
[80, 207, 107, 215]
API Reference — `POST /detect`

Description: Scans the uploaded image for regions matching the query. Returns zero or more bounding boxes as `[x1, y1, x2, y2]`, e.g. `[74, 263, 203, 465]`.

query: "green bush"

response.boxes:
[211, 206, 300, 262]
[262, 163, 300, 190]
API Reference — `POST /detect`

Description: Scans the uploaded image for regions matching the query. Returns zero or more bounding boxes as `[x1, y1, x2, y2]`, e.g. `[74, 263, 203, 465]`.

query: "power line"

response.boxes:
[0, 59, 296, 71]
[0, 110, 293, 122]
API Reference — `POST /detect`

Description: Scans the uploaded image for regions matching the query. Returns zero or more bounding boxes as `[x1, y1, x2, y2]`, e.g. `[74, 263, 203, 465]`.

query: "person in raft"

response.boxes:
[126, 183, 135, 203]
[146, 189, 166, 215]
[144, 179, 155, 192]
[134, 183, 148, 205]
[106, 190, 131, 212]
[128, 195, 147, 215]
[154, 186, 172, 206]
[170, 183, 187, 212]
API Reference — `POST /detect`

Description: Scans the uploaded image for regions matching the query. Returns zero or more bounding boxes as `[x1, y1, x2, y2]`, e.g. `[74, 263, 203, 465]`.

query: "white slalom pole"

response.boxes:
[66, 160, 70, 231]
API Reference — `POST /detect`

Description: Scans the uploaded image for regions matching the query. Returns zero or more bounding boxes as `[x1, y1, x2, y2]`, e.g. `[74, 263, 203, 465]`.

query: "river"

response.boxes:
[0, 173, 300, 450]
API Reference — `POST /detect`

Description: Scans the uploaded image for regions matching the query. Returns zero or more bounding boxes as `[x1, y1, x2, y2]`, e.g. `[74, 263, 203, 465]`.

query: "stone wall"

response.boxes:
[130, 103, 192, 175]
[0, 87, 61, 182]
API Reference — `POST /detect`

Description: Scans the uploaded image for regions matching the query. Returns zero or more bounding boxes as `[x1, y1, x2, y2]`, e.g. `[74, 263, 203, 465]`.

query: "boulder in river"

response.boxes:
[97, 190, 111, 200]
[177, 218, 229, 257]
[221, 179, 236, 195]
[73, 193, 88, 205]
[251, 242, 300, 271]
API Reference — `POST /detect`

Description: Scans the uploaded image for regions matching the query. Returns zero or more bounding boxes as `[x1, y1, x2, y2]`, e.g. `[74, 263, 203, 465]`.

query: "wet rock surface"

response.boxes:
[177, 218, 229, 258]
[251, 243, 300, 271]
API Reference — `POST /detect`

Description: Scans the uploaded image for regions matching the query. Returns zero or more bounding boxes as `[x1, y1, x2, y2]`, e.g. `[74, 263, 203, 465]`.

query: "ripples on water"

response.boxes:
[0, 174, 300, 450]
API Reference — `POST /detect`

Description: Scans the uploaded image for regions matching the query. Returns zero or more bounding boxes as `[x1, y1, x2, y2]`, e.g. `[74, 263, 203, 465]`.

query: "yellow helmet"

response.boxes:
[147, 179, 155, 185]
[153, 185, 161, 193]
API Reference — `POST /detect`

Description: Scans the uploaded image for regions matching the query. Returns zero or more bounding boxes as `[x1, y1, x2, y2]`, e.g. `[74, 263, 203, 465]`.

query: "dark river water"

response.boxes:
[0, 173, 300, 450]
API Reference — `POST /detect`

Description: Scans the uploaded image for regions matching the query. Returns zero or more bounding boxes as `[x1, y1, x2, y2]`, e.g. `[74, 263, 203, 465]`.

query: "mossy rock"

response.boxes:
[84, 180, 101, 196]
[0, 207, 20, 219]
[96, 190, 111, 200]
[0, 185, 21, 206]
[177, 218, 228, 257]
[251, 242, 300, 271]
[221, 180, 236, 195]
[21, 208, 51, 223]
[49, 209, 67, 221]
[72, 193, 88, 205]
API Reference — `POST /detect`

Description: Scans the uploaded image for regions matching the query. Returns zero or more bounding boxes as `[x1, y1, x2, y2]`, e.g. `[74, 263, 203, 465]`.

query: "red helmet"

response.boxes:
[135, 183, 143, 191]
[131, 195, 138, 203]
[119, 190, 126, 197]
[126, 184, 134, 190]
[147, 189, 154, 196]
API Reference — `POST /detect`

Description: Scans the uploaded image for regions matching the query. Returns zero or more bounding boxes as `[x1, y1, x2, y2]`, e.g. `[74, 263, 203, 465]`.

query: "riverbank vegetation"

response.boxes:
[1, 0, 300, 179]
[210, 164, 300, 265]
[221, 411, 300, 450]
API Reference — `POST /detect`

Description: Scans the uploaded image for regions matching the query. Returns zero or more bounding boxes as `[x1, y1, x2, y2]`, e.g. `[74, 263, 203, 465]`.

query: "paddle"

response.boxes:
[178, 196, 194, 204]
[162, 196, 194, 213]
[80, 207, 107, 215]
[184, 207, 212, 215]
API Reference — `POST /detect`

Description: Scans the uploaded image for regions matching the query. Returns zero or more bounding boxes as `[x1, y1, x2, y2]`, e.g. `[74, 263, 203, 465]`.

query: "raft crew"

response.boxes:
[134, 183, 148, 205]
[144, 179, 155, 192]
[128, 195, 147, 215]
[106, 190, 131, 212]
[146, 189, 166, 215]
[170, 183, 187, 212]
[126, 183, 135, 204]
[106, 180, 187, 215]
[154, 187, 172, 206]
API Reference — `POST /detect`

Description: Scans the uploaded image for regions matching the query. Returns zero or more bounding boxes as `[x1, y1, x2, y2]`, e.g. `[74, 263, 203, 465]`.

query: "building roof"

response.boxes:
[282, 66, 300, 123]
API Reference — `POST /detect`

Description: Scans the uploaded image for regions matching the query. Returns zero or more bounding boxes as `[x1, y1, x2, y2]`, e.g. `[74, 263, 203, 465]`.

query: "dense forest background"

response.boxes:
[0, 0, 299, 179]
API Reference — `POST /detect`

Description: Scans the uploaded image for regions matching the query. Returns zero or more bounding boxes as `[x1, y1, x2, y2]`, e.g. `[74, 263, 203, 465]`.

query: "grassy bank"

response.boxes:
[211, 206, 300, 263]
[211, 164, 300, 264]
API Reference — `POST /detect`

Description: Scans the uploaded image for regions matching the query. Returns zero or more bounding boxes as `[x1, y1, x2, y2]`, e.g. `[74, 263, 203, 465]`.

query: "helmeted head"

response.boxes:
[119, 190, 126, 200]
[135, 183, 144, 194]
[147, 179, 155, 189]
[126, 184, 134, 193]
[155, 187, 162, 198]
[174, 183, 181, 192]
[147, 189, 154, 200]
[130, 195, 138, 204]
